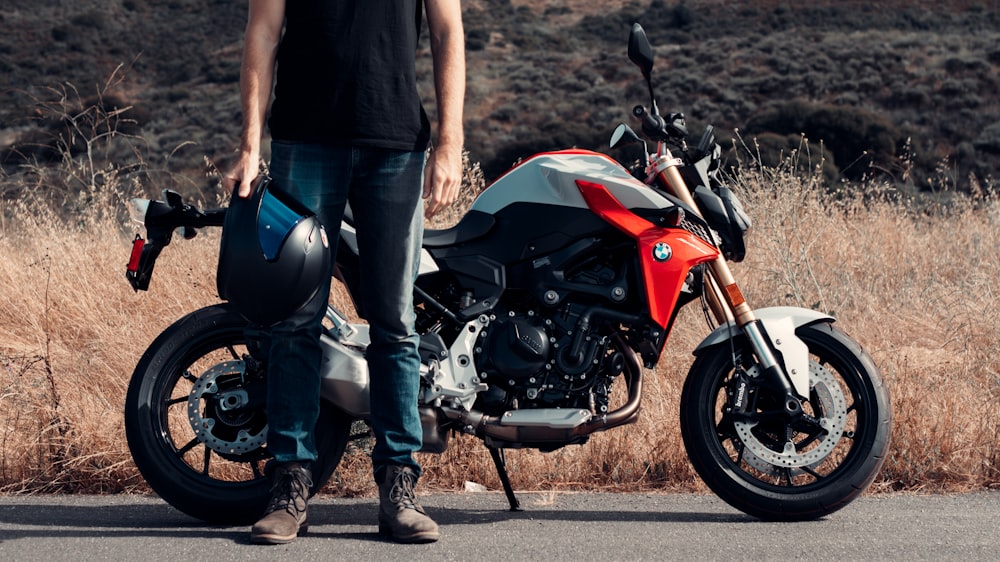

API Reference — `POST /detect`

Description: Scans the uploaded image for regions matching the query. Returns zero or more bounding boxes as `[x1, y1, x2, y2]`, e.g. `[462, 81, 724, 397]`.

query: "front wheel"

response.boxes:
[680, 322, 891, 521]
[124, 304, 354, 525]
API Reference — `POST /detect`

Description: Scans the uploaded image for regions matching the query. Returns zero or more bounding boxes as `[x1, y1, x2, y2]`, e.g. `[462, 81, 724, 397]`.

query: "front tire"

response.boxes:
[124, 304, 353, 525]
[680, 322, 890, 521]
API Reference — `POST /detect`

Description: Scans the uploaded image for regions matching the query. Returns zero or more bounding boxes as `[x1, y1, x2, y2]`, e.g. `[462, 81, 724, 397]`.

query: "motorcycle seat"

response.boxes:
[341, 205, 494, 249]
[423, 210, 495, 248]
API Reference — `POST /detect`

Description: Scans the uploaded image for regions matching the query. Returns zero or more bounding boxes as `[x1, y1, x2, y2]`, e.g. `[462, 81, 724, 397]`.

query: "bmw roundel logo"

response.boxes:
[652, 242, 672, 262]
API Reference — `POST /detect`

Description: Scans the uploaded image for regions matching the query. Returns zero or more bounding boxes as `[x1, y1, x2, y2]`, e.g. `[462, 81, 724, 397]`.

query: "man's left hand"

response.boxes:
[422, 144, 463, 218]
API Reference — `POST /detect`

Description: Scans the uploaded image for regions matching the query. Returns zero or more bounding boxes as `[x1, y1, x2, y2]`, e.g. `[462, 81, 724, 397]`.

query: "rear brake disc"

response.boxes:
[187, 360, 268, 455]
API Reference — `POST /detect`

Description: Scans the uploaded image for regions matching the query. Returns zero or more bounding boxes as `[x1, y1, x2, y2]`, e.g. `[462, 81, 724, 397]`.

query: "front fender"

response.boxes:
[693, 307, 834, 398]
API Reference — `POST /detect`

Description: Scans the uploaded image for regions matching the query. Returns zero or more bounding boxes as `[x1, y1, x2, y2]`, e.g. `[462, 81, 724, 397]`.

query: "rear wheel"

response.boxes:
[124, 304, 353, 524]
[680, 322, 890, 521]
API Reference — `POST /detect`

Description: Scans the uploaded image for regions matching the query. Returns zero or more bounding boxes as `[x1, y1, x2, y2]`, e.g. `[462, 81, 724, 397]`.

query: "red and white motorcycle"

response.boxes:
[123, 23, 890, 524]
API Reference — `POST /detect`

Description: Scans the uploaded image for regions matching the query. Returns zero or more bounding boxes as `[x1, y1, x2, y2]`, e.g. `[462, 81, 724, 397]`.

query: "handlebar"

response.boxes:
[125, 190, 227, 291]
[632, 105, 689, 142]
[140, 189, 226, 231]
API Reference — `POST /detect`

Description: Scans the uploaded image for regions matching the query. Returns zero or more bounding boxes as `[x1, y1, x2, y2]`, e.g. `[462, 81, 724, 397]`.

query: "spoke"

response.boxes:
[782, 467, 794, 486]
[810, 393, 826, 418]
[250, 461, 264, 479]
[733, 438, 746, 465]
[715, 418, 728, 436]
[181, 370, 198, 383]
[226, 344, 241, 360]
[176, 437, 199, 457]
[202, 447, 212, 475]
[801, 465, 823, 479]
[797, 434, 821, 449]
[165, 396, 187, 407]
[792, 419, 826, 449]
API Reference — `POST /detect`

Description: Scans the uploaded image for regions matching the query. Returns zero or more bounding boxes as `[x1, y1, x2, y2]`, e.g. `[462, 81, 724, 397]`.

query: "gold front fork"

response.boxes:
[654, 155, 756, 328]
[654, 152, 798, 399]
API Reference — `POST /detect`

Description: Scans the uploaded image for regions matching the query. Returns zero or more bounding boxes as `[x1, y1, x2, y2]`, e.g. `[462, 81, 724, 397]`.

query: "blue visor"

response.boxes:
[257, 188, 307, 261]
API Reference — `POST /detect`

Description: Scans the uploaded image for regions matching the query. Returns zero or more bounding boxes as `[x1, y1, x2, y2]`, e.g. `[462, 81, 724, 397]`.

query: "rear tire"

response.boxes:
[124, 304, 353, 525]
[680, 322, 890, 521]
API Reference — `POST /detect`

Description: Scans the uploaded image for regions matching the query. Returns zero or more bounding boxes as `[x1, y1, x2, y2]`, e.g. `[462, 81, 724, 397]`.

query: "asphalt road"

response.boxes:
[0, 491, 997, 561]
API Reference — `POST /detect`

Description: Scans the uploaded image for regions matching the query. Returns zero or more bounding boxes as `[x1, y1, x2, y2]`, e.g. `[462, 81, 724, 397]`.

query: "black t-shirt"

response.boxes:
[268, 0, 430, 151]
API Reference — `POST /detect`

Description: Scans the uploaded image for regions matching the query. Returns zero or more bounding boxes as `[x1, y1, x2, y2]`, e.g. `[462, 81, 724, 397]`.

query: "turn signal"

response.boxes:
[664, 206, 685, 227]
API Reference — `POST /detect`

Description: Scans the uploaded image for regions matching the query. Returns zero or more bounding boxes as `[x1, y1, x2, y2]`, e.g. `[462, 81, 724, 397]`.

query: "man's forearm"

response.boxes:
[427, 0, 465, 151]
[239, 50, 274, 157]
[225, 0, 284, 195]
[239, 8, 282, 155]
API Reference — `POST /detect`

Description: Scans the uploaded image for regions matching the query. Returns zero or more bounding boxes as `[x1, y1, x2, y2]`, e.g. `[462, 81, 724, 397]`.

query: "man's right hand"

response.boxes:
[223, 151, 260, 198]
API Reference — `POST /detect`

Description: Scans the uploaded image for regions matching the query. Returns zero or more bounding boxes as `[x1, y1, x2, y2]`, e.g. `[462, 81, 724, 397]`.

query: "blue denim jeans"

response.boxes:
[263, 141, 425, 479]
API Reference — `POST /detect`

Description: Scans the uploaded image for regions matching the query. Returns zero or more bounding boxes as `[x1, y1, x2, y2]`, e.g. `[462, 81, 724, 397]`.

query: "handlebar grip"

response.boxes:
[632, 105, 666, 139]
[633, 105, 688, 141]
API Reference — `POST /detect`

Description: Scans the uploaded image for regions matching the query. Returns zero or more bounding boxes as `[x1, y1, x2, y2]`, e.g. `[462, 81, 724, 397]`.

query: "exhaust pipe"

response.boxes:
[442, 335, 643, 447]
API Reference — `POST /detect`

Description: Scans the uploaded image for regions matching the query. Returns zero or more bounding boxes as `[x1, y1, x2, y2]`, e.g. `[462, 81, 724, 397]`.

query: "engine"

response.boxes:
[417, 232, 642, 418]
[472, 305, 625, 416]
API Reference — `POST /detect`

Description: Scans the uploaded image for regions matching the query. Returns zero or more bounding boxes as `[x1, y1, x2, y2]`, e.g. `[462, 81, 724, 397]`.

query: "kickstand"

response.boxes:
[488, 446, 522, 511]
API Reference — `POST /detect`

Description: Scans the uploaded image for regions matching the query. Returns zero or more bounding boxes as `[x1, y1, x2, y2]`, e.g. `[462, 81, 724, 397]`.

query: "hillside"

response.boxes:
[1, 0, 998, 204]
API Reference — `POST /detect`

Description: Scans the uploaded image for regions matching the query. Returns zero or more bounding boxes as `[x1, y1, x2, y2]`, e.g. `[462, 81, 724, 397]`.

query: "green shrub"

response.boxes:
[973, 122, 1000, 155]
[743, 101, 902, 182]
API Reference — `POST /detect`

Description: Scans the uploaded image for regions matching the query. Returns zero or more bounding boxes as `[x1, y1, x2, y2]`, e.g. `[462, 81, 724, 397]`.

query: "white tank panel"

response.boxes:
[471, 152, 674, 215]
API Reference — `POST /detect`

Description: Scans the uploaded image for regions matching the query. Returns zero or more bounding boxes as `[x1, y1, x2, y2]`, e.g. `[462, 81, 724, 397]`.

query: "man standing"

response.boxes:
[222, 0, 465, 545]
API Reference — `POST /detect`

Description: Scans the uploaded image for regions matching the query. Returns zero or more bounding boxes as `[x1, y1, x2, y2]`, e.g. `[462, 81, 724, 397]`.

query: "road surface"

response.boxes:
[1, 491, 997, 560]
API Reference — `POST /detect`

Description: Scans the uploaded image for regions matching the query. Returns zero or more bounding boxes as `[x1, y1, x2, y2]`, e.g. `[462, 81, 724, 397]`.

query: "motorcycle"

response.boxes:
[123, 23, 890, 524]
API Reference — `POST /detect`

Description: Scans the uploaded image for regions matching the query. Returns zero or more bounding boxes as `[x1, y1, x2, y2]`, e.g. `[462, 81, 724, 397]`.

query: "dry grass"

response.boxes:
[1, 150, 998, 497]
[730, 147, 1000, 492]
[0, 186, 222, 493]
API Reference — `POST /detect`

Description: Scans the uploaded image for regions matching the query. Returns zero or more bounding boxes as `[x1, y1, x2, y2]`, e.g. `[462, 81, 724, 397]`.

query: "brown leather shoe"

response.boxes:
[250, 462, 312, 545]
[377, 465, 440, 543]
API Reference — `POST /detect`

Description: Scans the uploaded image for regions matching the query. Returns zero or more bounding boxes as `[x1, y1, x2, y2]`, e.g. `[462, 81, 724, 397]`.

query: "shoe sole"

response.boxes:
[250, 523, 309, 545]
[378, 523, 440, 544]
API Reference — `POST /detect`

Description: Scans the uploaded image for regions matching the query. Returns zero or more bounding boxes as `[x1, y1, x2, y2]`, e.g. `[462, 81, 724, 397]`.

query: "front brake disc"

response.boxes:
[734, 362, 848, 473]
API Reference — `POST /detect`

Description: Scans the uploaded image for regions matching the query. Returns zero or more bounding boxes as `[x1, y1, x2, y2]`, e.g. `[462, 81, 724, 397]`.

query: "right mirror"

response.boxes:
[627, 23, 654, 77]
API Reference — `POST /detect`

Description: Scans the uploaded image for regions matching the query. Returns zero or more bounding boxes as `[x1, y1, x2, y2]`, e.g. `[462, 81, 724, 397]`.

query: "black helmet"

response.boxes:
[217, 176, 331, 326]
